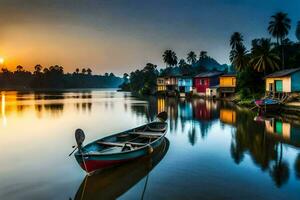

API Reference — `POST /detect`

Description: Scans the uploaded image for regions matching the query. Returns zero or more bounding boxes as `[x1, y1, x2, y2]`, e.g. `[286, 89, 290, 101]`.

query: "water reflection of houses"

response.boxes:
[192, 99, 219, 139]
[157, 97, 178, 131]
[264, 118, 300, 147]
[192, 99, 219, 121]
[220, 108, 236, 125]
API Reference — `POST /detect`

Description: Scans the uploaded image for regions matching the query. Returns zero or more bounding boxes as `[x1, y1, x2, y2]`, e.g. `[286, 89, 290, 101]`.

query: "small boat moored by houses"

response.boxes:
[72, 112, 168, 173]
[254, 98, 281, 112]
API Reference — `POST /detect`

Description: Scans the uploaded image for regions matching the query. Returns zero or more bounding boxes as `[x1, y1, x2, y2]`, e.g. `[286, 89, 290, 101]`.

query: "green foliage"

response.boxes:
[121, 63, 158, 95]
[0, 65, 123, 89]
[237, 67, 264, 99]
[187, 51, 197, 64]
[162, 50, 178, 67]
[250, 38, 280, 73]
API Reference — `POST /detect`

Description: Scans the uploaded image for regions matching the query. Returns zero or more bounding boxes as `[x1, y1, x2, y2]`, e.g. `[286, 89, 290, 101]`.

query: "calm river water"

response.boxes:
[0, 89, 299, 200]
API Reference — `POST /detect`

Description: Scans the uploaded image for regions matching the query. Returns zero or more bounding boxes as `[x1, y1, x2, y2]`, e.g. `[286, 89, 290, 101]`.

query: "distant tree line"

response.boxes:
[230, 12, 300, 98]
[0, 64, 123, 89]
[120, 49, 226, 95]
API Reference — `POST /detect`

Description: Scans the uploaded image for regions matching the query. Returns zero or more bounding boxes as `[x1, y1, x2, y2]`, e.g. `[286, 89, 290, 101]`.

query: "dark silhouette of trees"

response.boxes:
[120, 63, 158, 94]
[230, 32, 244, 49]
[16, 65, 24, 72]
[163, 50, 178, 67]
[187, 51, 197, 65]
[87, 68, 92, 75]
[34, 64, 42, 75]
[230, 42, 249, 72]
[0, 65, 122, 90]
[199, 51, 208, 60]
[250, 38, 280, 73]
[268, 12, 291, 69]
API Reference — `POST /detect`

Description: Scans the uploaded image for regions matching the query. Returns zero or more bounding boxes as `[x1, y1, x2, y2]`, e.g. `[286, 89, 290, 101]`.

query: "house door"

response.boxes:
[275, 80, 283, 92]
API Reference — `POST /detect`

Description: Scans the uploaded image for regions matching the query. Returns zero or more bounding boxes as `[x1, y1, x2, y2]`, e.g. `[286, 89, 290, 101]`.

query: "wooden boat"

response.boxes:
[74, 138, 169, 200]
[254, 98, 281, 112]
[72, 112, 168, 173]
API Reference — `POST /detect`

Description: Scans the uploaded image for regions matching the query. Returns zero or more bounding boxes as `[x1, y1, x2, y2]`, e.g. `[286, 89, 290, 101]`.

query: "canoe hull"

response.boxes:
[75, 131, 165, 173]
[254, 99, 281, 112]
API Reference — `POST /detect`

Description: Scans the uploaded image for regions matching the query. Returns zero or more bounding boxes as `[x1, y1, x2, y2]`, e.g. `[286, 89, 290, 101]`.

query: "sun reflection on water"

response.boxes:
[1, 92, 7, 127]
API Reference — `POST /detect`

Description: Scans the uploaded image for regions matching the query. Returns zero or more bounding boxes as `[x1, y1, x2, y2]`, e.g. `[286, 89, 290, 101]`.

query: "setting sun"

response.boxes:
[0, 57, 4, 64]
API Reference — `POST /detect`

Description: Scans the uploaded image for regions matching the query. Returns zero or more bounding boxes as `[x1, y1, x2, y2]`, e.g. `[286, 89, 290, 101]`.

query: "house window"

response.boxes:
[201, 79, 205, 85]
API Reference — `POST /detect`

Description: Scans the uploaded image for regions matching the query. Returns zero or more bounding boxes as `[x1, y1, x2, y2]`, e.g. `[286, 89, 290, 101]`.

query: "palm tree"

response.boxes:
[199, 51, 208, 60]
[187, 51, 197, 64]
[178, 59, 187, 67]
[296, 21, 300, 42]
[230, 44, 249, 71]
[75, 68, 79, 74]
[87, 68, 92, 75]
[230, 32, 244, 49]
[268, 12, 291, 69]
[250, 38, 280, 73]
[34, 64, 42, 75]
[162, 50, 177, 67]
[269, 143, 290, 188]
[82, 68, 86, 74]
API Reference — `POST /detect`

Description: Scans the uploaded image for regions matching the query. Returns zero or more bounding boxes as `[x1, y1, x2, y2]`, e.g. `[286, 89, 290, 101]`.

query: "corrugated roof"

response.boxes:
[265, 68, 300, 78]
[195, 71, 223, 78]
[220, 73, 237, 77]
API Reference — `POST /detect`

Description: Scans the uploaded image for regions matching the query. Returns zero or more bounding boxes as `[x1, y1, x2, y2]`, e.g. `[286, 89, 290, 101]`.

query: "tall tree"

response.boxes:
[178, 59, 187, 67]
[296, 21, 300, 42]
[268, 12, 291, 69]
[230, 44, 249, 72]
[250, 38, 280, 73]
[82, 68, 86, 74]
[87, 68, 92, 75]
[187, 51, 197, 64]
[230, 32, 244, 49]
[199, 51, 208, 60]
[75, 68, 80, 74]
[162, 50, 178, 67]
[16, 65, 24, 72]
[34, 64, 42, 75]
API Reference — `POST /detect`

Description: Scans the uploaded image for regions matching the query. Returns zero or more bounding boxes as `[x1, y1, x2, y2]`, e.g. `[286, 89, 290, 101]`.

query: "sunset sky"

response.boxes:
[0, 0, 299, 75]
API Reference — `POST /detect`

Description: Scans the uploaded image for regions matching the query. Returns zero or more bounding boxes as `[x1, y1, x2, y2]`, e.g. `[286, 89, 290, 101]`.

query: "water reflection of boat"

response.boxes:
[74, 138, 169, 200]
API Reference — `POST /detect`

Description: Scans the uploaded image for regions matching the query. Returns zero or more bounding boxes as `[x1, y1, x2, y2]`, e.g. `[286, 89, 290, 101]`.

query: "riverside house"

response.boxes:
[265, 68, 300, 97]
[193, 71, 223, 96]
[156, 74, 180, 96]
[157, 77, 166, 92]
[219, 74, 237, 97]
[178, 76, 193, 97]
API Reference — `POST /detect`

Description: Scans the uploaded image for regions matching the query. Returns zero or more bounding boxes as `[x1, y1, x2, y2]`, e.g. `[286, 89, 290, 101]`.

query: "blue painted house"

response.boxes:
[178, 76, 193, 95]
[265, 68, 300, 95]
